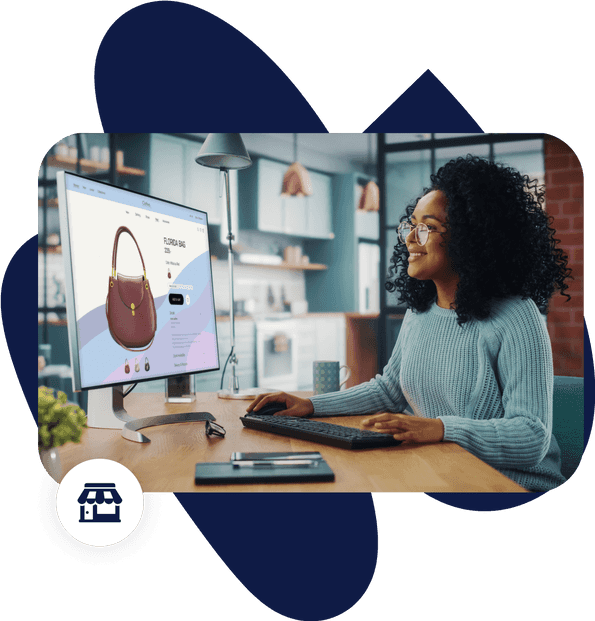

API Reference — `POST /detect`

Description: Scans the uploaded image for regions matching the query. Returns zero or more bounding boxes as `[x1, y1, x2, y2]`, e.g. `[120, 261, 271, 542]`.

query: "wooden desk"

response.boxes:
[57, 392, 526, 493]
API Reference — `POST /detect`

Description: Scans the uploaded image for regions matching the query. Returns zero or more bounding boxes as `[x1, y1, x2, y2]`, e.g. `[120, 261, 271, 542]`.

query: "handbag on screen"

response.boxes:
[125, 359, 130, 374]
[144, 356, 150, 372]
[106, 226, 156, 351]
[135, 358, 140, 373]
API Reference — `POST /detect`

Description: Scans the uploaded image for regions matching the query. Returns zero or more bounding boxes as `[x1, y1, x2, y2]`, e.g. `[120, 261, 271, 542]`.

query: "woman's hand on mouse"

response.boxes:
[247, 392, 314, 418]
[361, 413, 445, 443]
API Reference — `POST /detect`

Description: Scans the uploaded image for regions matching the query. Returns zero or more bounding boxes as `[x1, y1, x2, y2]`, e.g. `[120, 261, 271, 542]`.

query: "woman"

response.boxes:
[248, 155, 572, 492]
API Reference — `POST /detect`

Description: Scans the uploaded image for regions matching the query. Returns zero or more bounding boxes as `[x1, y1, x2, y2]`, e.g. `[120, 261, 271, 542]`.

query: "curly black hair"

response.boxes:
[386, 155, 572, 324]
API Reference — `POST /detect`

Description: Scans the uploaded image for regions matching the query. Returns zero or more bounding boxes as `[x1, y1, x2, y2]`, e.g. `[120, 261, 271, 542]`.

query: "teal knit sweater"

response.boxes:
[310, 297, 565, 492]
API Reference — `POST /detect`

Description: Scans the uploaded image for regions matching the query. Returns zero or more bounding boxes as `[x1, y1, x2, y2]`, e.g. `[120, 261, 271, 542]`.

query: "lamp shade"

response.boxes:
[195, 133, 252, 170]
[358, 180, 380, 212]
[280, 133, 313, 197]
[281, 162, 313, 197]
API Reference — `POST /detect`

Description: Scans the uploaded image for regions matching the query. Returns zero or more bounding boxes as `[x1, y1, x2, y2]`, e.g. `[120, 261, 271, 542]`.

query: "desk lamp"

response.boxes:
[195, 134, 263, 399]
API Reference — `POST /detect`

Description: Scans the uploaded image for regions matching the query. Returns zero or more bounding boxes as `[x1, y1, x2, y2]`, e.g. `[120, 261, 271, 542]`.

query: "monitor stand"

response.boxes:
[86, 386, 213, 444]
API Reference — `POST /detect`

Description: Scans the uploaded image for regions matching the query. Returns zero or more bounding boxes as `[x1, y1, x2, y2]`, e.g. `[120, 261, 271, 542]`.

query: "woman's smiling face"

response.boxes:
[406, 190, 457, 286]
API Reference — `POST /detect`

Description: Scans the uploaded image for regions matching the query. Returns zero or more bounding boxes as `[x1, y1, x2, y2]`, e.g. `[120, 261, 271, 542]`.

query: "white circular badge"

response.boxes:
[56, 459, 144, 547]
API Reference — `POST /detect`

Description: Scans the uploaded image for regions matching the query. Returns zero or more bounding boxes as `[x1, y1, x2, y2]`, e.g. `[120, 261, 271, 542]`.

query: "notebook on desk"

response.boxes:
[194, 452, 335, 484]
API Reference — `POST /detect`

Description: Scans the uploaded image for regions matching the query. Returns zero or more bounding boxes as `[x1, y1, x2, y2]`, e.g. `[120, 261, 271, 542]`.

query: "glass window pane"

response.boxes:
[434, 143, 490, 172]
[384, 227, 406, 308]
[434, 133, 484, 140]
[385, 150, 432, 226]
[493, 139, 544, 178]
[385, 133, 431, 144]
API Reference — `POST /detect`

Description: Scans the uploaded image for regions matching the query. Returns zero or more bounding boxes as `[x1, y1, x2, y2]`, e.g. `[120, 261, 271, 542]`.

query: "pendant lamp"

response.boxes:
[358, 180, 380, 211]
[357, 134, 380, 212]
[281, 133, 313, 197]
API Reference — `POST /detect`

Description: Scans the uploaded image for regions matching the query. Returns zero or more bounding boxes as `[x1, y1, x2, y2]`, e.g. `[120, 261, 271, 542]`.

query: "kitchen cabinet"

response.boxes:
[238, 158, 334, 239]
[150, 134, 239, 238]
[305, 170, 333, 237]
[296, 318, 317, 390]
[314, 316, 346, 366]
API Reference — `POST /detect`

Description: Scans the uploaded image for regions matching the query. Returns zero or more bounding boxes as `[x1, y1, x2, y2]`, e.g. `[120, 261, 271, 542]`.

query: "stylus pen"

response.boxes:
[231, 453, 322, 461]
[231, 460, 318, 468]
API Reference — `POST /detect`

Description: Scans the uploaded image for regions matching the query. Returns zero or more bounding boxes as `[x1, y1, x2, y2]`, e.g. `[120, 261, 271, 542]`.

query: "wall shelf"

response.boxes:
[38, 198, 58, 208]
[46, 154, 145, 176]
[38, 318, 67, 326]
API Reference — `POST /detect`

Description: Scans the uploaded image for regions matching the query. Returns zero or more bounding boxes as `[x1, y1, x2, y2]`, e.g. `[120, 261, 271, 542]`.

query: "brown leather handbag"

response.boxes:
[106, 226, 156, 351]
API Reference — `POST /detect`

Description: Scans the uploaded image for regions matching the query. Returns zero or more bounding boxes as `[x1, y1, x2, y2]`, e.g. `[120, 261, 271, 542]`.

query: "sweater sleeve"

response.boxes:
[438, 299, 554, 470]
[309, 310, 412, 416]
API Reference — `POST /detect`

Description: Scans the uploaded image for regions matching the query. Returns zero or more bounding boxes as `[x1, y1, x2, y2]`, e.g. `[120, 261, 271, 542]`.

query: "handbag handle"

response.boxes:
[111, 226, 147, 279]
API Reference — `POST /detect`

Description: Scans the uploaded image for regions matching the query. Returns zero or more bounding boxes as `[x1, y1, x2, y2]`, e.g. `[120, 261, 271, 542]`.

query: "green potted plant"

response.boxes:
[38, 386, 87, 481]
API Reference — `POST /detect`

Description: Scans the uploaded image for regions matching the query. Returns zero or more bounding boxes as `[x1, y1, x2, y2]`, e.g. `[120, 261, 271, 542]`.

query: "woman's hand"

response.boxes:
[246, 392, 314, 418]
[362, 413, 444, 443]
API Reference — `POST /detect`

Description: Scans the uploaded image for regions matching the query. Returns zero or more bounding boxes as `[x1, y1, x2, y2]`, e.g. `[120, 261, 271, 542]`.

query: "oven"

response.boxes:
[256, 319, 299, 392]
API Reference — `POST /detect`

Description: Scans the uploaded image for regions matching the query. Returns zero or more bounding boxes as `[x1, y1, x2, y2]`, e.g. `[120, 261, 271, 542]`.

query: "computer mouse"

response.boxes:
[253, 402, 287, 416]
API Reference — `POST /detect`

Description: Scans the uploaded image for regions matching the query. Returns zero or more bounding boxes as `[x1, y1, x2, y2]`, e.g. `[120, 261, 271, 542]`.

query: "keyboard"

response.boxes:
[240, 413, 402, 450]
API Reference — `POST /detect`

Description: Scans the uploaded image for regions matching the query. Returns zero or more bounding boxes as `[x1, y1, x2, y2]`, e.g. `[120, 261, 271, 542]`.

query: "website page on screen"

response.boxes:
[63, 173, 219, 389]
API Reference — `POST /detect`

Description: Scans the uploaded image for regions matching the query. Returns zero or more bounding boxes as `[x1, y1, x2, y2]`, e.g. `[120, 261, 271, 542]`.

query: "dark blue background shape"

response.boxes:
[95, 1, 326, 132]
[176, 493, 377, 621]
[365, 69, 483, 133]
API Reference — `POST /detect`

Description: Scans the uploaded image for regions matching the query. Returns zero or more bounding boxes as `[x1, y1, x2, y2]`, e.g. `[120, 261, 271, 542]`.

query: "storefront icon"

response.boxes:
[78, 483, 122, 523]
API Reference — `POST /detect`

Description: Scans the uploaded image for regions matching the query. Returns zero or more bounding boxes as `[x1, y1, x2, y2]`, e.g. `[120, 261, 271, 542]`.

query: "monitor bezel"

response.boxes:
[56, 169, 221, 392]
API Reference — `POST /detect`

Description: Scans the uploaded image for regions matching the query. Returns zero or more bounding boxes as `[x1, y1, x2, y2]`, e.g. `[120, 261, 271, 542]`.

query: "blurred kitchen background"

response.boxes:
[38, 133, 583, 404]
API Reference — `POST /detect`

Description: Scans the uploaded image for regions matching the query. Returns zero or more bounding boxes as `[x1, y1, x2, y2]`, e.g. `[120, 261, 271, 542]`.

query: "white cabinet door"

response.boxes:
[314, 316, 345, 365]
[305, 171, 333, 239]
[257, 159, 285, 233]
[150, 135, 237, 235]
[295, 318, 316, 389]
[282, 195, 308, 236]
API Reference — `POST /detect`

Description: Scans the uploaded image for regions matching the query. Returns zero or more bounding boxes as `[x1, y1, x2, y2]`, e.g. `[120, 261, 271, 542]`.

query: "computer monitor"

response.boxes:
[57, 170, 220, 441]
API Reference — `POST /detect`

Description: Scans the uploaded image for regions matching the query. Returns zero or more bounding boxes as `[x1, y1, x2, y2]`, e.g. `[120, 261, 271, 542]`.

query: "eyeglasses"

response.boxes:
[205, 420, 226, 438]
[397, 221, 442, 246]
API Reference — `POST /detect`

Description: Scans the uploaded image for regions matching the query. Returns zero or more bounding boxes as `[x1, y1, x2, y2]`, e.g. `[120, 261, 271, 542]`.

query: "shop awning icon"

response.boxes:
[78, 483, 122, 523]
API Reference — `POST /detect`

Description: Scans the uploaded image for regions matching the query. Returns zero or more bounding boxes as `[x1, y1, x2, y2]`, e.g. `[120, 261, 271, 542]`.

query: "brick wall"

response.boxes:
[544, 135, 584, 377]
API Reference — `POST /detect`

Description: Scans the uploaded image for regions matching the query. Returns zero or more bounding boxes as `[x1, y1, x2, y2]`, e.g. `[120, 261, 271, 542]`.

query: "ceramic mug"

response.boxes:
[313, 361, 351, 395]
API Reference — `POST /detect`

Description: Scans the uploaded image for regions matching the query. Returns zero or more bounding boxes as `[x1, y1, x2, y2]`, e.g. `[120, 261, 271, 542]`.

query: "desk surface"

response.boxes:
[57, 392, 526, 492]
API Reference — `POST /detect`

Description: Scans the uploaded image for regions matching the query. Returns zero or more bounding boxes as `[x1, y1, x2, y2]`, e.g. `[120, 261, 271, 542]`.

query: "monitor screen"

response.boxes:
[57, 171, 219, 391]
